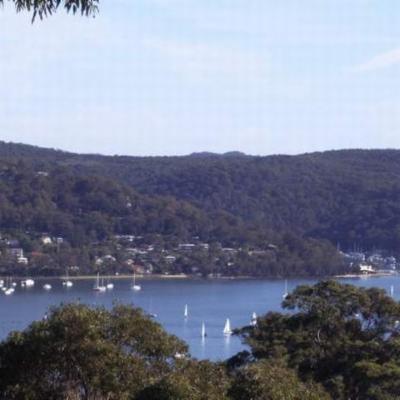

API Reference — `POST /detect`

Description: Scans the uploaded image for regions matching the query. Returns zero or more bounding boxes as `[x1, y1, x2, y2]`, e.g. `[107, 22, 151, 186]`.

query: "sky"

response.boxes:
[0, 0, 400, 156]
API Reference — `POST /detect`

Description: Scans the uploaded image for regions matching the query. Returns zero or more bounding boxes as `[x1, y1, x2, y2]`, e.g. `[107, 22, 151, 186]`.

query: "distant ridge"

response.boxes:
[188, 151, 248, 158]
[1, 140, 400, 253]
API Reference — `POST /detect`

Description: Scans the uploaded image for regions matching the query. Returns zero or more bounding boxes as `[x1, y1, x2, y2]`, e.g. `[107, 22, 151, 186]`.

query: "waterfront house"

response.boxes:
[359, 264, 376, 274]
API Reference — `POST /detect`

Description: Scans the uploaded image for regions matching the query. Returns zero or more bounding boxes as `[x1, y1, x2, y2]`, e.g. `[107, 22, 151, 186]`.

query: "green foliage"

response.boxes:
[0, 0, 99, 21]
[2, 143, 399, 254]
[136, 360, 230, 400]
[229, 360, 330, 400]
[0, 303, 187, 399]
[0, 156, 346, 277]
[238, 281, 400, 399]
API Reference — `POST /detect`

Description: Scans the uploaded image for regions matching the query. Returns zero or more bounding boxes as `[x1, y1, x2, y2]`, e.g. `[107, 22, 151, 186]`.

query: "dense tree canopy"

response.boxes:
[0, 157, 345, 277]
[0, 302, 332, 400]
[238, 281, 400, 399]
[1, 142, 399, 254]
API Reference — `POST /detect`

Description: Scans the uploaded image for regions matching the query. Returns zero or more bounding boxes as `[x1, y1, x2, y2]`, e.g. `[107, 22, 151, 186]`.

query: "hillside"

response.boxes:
[1, 142, 399, 252]
[0, 155, 343, 277]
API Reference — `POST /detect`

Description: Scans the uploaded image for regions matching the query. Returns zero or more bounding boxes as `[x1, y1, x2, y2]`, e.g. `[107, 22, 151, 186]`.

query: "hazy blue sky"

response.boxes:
[0, 0, 399, 156]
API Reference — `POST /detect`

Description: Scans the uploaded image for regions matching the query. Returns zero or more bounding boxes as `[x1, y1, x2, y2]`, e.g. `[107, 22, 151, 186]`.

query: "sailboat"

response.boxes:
[223, 318, 232, 336]
[251, 312, 257, 326]
[184, 304, 188, 319]
[62, 269, 73, 288]
[149, 299, 157, 318]
[282, 279, 289, 299]
[4, 287, 14, 295]
[43, 283, 52, 290]
[106, 278, 114, 290]
[25, 278, 35, 287]
[201, 322, 207, 338]
[93, 273, 106, 292]
[4, 277, 14, 295]
[131, 272, 141, 291]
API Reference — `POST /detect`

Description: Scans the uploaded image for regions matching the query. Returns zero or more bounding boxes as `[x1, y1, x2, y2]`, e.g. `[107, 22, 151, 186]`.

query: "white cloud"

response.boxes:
[354, 48, 400, 72]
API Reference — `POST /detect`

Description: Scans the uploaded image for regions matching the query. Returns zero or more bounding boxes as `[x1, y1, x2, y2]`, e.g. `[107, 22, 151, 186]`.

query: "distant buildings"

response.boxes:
[359, 264, 376, 274]
[343, 250, 398, 275]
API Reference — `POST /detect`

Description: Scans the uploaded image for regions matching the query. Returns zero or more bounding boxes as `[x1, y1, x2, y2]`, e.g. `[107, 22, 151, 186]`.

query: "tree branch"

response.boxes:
[0, 0, 99, 22]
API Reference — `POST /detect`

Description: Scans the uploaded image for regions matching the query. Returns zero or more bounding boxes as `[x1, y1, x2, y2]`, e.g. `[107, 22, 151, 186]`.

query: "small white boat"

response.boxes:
[184, 304, 188, 319]
[5, 288, 14, 295]
[131, 272, 141, 291]
[25, 279, 35, 287]
[201, 322, 207, 338]
[93, 273, 106, 292]
[11, 282, 17, 287]
[223, 318, 232, 336]
[43, 284, 52, 290]
[106, 282, 114, 290]
[62, 270, 74, 287]
[251, 312, 257, 326]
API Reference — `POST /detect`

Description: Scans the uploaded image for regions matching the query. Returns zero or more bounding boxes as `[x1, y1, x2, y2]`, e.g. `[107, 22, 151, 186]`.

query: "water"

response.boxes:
[0, 275, 399, 360]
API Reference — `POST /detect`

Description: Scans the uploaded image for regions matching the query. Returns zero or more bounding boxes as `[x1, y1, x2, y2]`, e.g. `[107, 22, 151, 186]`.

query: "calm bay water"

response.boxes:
[0, 275, 399, 360]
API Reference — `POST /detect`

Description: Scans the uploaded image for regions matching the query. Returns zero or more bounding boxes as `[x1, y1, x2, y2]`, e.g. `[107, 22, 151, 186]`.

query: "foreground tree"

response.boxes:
[0, 304, 187, 399]
[0, 0, 99, 21]
[136, 360, 231, 400]
[229, 361, 330, 400]
[238, 280, 400, 400]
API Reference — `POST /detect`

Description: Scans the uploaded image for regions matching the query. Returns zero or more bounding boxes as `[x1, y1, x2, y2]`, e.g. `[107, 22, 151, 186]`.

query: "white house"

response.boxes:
[359, 264, 375, 274]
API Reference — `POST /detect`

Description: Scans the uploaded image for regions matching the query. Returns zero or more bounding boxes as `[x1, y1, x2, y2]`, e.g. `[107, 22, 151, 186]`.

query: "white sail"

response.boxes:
[94, 273, 99, 289]
[223, 318, 232, 335]
[132, 272, 142, 291]
[283, 279, 289, 299]
[251, 312, 257, 326]
[184, 304, 188, 319]
[93, 273, 106, 292]
[201, 322, 206, 338]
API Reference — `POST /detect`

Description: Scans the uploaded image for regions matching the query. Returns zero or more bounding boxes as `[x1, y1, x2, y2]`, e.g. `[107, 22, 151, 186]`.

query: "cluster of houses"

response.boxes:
[2, 230, 399, 277]
[342, 251, 398, 275]
[0, 235, 64, 267]
[0, 231, 275, 275]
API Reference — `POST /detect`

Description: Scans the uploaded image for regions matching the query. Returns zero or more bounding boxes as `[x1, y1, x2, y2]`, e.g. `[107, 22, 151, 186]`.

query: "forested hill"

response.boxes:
[0, 159, 285, 247]
[1, 142, 399, 253]
[0, 156, 343, 277]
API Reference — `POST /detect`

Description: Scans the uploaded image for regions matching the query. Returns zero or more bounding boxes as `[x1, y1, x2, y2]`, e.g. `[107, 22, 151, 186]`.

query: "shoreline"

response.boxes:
[335, 272, 398, 279]
[3, 273, 398, 281]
